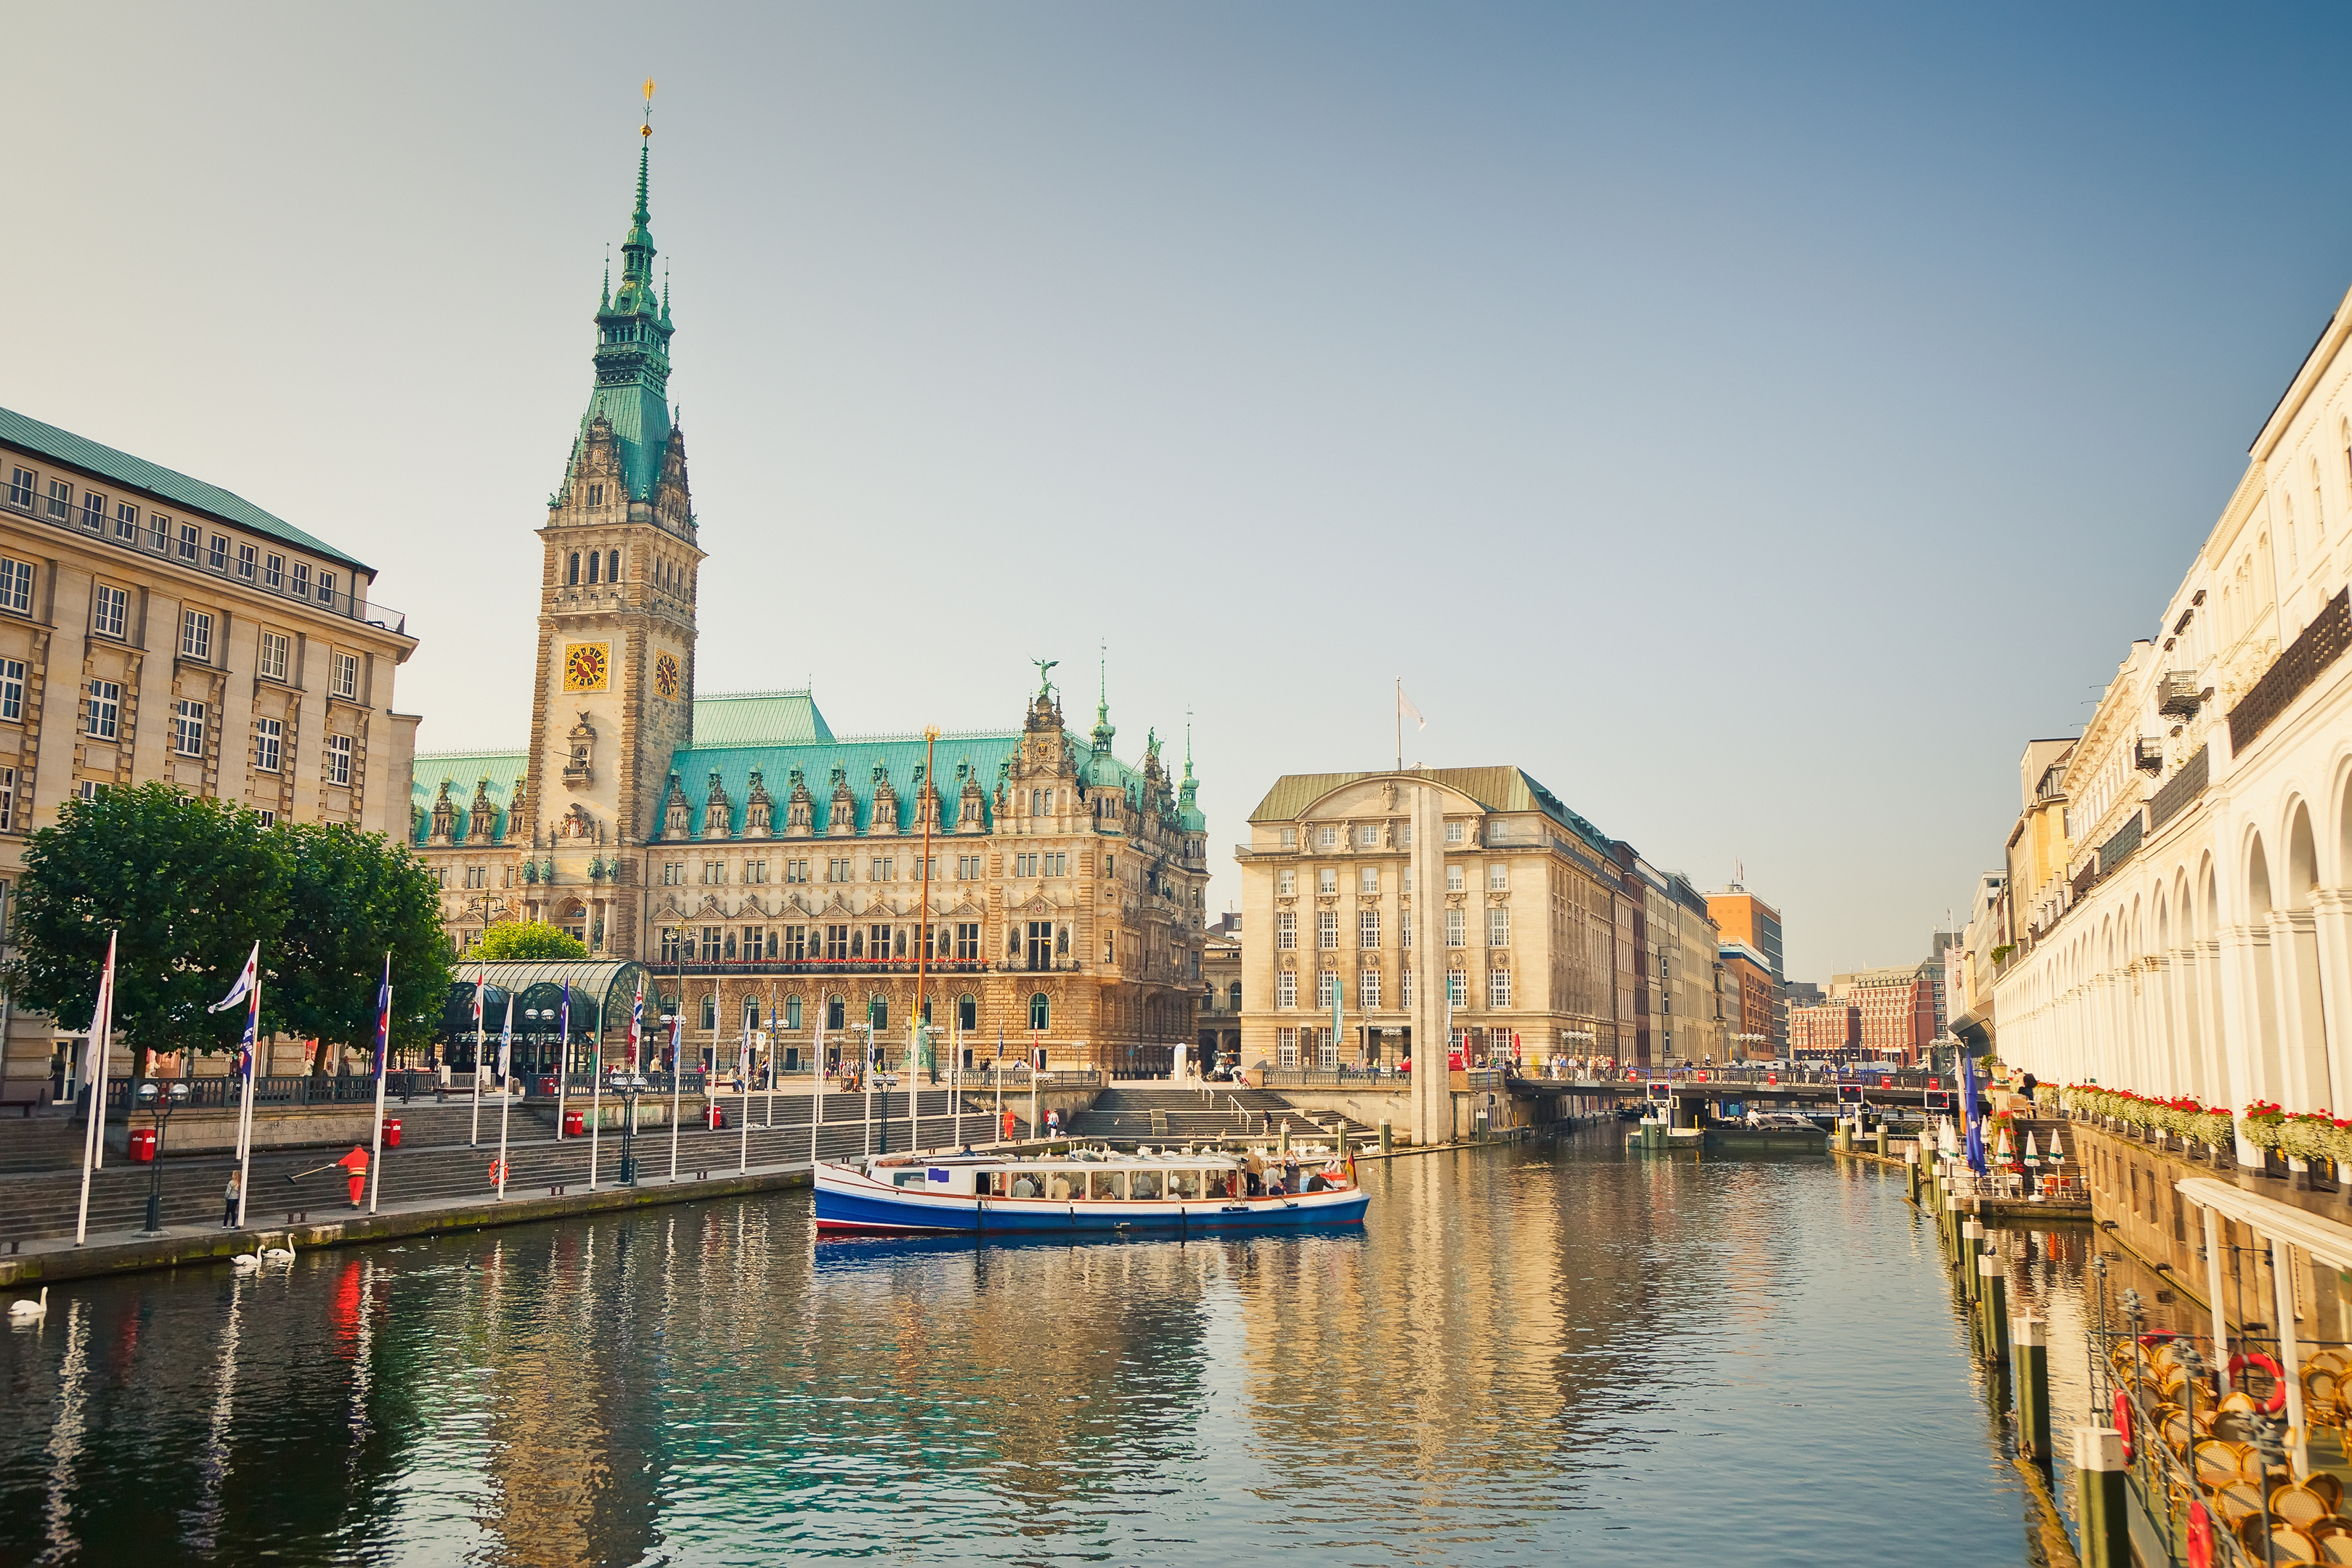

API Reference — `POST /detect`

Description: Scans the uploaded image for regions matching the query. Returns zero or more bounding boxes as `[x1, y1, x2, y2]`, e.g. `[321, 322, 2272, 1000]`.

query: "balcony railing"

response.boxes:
[2157, 670, 2204, 719]
[2133, 737, 2162, 772]
[0, 485, 406, 634]
[2229, 586, 2351, 756]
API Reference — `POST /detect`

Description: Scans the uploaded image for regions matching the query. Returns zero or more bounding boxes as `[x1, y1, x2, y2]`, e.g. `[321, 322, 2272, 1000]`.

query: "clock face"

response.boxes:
[654, 650, 680, 699]
[563, 642, 610, 693]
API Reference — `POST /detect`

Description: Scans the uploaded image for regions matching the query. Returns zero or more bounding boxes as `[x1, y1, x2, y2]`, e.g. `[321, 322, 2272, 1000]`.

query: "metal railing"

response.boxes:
[0, 486, 406, 634]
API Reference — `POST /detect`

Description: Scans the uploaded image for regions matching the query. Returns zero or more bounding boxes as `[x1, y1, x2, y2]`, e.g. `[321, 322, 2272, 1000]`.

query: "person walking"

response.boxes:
[221, 1171, 241, 1228]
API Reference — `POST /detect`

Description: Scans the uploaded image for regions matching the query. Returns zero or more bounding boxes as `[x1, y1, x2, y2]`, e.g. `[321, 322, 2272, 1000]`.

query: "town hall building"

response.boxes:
[408, 119, 1210, 1079]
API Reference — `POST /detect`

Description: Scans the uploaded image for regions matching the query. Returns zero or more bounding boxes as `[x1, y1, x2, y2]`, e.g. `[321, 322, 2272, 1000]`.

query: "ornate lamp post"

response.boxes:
[135, 1079, 191, 1235]
[612, 1069, 648, 1185]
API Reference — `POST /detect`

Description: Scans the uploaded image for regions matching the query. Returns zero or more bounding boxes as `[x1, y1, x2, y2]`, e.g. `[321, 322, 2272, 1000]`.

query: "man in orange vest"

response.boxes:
[335, 1145, 369, 1209]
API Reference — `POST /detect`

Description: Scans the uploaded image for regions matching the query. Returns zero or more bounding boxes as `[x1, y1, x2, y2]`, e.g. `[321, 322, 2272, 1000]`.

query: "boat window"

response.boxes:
[1087, 1169, 1124, 1201]
[1007, 1171, 1041, 1199]
[1130, 1170, 1162, 1200]
[1047, 1172, 1075, 1200]
[1167, 1169, 1198, 1199]
[1203, 1170, 1232, 1199]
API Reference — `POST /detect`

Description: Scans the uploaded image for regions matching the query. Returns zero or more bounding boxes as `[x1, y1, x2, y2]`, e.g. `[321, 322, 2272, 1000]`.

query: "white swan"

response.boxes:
[261, 1243, 295, 1264]
[8, 1287, 48, 1323]
[230, 1251, 261, 1272]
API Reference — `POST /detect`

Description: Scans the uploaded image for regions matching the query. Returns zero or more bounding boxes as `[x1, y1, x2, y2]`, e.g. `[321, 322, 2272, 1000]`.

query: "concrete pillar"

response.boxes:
[2013, 1316, 2051, 1461]
[2314, 889, 2352, 1105]
[2215, 923, 2268, 1163]
[2075, 1427, 2130, 1568]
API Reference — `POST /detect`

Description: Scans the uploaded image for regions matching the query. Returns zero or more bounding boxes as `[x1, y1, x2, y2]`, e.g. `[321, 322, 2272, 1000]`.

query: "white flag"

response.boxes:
[1398, 685, 1425, 730]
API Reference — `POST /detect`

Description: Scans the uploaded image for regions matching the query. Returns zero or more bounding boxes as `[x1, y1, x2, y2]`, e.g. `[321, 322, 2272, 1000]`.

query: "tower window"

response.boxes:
[609, 550, 621, 582]
[588, 483, 603, 507]
[567, 553, 579, 586]
[586, 551, 599, 585]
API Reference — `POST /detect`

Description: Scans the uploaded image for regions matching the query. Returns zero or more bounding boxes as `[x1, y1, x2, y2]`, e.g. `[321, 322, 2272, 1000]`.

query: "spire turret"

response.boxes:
[1089, 644, 1115, 754]
[567, 81, 676, 505]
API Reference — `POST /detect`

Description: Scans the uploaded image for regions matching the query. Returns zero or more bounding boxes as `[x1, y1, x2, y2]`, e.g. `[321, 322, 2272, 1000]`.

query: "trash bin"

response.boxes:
[383, 1118, 402, 1148]
[129, 1127, 157, 1161]
[706, 1104, 727, 1130]
[538, 1076, 558, 1098]
[563, 1108, 586, 1137]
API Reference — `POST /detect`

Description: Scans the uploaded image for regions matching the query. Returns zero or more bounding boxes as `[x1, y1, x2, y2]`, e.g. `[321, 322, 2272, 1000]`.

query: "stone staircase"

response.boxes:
[1065, 1086, 1375, 1146]
[0, 1089, 1029, 1247]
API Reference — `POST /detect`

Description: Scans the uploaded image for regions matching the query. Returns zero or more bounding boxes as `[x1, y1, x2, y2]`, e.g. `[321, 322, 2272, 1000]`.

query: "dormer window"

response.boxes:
[589, 483, 604, 507]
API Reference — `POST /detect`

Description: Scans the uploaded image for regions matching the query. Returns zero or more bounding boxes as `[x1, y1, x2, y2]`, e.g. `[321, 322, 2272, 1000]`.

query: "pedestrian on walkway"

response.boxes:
[1046, 1107, 1061, 1140]
[335, 1145, 370, 1209]
[221, 1171, 241, 1228]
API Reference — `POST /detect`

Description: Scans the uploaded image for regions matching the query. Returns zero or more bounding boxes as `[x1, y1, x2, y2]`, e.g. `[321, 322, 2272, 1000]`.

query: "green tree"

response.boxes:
[273, 822, 453, 1076]
[473, 920, 588, 963]
[6, 783, 291, 1079]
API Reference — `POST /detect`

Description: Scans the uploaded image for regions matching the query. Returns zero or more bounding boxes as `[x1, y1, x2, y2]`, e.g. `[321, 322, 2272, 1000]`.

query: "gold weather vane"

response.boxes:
[643, 77, 656, 136]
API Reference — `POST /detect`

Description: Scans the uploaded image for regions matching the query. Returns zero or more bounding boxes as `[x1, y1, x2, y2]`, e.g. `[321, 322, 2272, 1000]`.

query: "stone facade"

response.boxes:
[409, 130, 1208, 1078]
[0, 409, 418, 1101]
[1236, 767, 1632, 1072]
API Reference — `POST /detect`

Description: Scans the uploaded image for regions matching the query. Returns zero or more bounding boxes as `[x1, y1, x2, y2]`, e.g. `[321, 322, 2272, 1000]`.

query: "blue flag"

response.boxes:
[1961, 1055, 1987, 1174]
[372, 954, 392, 1079]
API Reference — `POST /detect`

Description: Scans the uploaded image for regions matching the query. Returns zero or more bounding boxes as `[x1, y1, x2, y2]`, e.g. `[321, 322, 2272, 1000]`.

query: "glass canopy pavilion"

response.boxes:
[438, 960, 654, 1077]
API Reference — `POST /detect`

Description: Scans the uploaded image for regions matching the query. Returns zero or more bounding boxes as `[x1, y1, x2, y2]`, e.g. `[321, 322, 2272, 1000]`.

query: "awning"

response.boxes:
[2174, 1175, 2352, 1273]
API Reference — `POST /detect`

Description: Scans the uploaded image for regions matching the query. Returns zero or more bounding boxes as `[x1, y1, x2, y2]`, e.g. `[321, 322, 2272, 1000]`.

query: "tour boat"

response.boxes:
[813, 1146, 1370, 1237]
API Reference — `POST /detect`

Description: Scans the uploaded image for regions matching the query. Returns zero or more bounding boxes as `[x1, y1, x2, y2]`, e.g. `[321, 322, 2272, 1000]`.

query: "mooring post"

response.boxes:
[2013, 1316, 2051, 1461]
[1379, 1118, 1393, 1155]
[1979, 1251, 2009, 1363]
[2075, 1427, 2131, 1567]
[1873, 1122, 1889, 1158]
[1961, 1220, 1985, 1302]
[1943, 1192, 1962, 1259]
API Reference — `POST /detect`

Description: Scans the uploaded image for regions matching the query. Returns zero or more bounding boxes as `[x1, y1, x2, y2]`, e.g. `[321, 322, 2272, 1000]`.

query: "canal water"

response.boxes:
[1, 1132, 2101, 1566]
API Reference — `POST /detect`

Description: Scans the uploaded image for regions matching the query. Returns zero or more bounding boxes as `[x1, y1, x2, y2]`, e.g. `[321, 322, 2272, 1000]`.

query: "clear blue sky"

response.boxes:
[7, 4, 2349, 977]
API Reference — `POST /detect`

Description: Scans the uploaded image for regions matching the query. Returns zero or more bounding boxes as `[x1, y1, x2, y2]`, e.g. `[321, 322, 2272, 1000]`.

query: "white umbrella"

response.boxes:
[2045, 1131, 2063, 1163]
[2024, 1132, 2040, 1165]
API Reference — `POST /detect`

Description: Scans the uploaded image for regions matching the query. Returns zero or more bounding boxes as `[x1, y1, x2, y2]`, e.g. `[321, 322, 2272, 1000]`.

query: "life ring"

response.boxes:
[2113, 1389, 2135, 1460]
[2227, 1352, 2289, 1413]
[487, 1159, 507, 1186]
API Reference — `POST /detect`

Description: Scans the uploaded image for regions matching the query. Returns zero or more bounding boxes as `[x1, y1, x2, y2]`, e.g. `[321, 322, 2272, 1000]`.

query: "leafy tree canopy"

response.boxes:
[7, 783, 290, 1072]
[473, 920, 589, 963]
[272, 821, 453, 1074]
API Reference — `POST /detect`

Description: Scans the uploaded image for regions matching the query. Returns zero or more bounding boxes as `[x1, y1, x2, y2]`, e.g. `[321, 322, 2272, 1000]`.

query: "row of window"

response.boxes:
[1278, 862, 1505, 897]
[5, 469, 344, 605]
[79, 683, 334, 779]
[655, 922, 988, 964]
[1271, 968, 1508, 1009]
[564, 550, 623, 587]
[656, 850, 1104, 887]
[1274, 907, 1509, 950]
[0, 555, 353, 692]
[1277, 820, 1472, 849]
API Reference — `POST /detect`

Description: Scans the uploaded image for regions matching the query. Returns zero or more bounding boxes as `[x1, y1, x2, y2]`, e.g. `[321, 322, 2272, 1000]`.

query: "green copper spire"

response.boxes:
[1089, 643, 1115, 754]
[573, 96, 675, 503]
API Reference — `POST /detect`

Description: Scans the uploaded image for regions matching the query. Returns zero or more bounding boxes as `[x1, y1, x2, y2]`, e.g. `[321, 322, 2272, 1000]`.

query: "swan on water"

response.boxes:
[8, 1287, 48, 1322]
[230, 1252, 261, 1272]
[261, 1243, 295, 1264]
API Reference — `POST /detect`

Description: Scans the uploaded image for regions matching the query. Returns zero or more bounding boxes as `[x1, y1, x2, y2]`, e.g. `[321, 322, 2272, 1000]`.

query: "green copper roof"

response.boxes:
[1249, 766, 1615, 860]
[691, 689, 836, 748]
[0, 405, 371, 573]
[410, 751, 529, 846]
[667, 733, 1024, 838]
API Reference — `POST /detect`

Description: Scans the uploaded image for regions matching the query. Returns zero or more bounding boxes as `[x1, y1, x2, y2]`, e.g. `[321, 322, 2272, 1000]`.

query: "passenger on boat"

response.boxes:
[1303, 1172, 1328, 1193]
[1131, 1172, 1160, 1199]
[1049, 1175, 1073, 1200]
[1266, 1172, 1287, 1198]
[1011, 1174, 1038, 1199]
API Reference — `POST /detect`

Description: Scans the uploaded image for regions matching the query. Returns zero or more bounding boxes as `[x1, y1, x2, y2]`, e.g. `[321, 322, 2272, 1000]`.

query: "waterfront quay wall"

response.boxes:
[1268, 1082, 1612, 1143]
[2067, 1119, 2352, 1323]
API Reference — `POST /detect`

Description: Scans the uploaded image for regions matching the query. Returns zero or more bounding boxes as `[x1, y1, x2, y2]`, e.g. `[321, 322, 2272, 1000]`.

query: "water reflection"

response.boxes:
[2, 1135, 2068, 1566]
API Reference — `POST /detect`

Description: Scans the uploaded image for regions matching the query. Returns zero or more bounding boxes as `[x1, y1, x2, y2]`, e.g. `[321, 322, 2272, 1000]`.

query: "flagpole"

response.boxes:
[587, 1009, 603, 1193]
[495, 995, 514, 1201]
[72, 932, 115, 1246]
[811, 1012, 826, 1169]
[738, 998, 751, 1175]
[471, 960, 485, 1148]
[236, 962, 261, 1228]
[993, 1026, 1003, 1144]
[368, 952, 391, 1214]
[953, 1018, 962, 1151]
[555, 991, 569, 1142]
[668, 1012, 683, 1182]
[1396, 677, 1401, 772]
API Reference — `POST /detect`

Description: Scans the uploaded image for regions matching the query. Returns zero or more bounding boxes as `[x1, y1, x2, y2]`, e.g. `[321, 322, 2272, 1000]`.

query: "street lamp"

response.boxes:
[611, 1069, 649, 1185]
[135, 1079, 191, 1235]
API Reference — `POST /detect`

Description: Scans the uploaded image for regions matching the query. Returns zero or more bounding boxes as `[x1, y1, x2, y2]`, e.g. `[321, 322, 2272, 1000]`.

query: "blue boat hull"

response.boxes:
[814, 1181, 1368, 1237]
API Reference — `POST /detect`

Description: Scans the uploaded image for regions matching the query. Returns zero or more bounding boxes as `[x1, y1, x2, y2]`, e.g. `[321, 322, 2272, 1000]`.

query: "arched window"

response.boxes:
[785, 994, 803, 1030]
[743, 995, 760, 1033]
[868, 995, 888, 1034]
[2283, 496, 2300, 570]
[567, 552, 580, 585]
[587, 550, 601, 584]
[1229, 981, 1242, 1010]
[826, 994, 845, 1031]
[699, 993, 716, 1031]
[957, 993, 977, 1031]
[1029, 992, 1050, 1032]
[609, 550, 622, 583]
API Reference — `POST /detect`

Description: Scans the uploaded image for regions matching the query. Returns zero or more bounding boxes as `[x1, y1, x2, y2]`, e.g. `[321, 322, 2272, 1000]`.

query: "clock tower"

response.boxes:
[519, 99, 700, 959]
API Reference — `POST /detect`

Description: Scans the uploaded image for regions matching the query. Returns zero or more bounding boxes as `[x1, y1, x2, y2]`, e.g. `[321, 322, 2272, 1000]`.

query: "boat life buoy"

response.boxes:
[2113, 1389, 2134, 1460]
[487, 1159, 507, 1187]
[2226, 1352, 2288, 1413]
